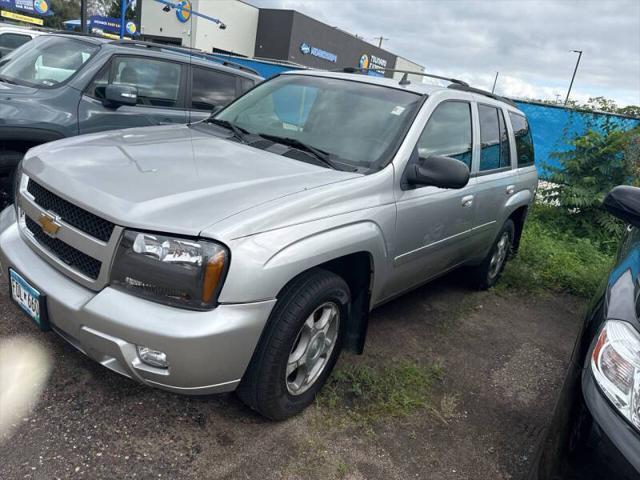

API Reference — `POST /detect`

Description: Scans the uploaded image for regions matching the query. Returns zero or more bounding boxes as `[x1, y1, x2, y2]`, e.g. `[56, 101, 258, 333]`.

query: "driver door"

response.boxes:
[386, 100, 477, 298]
[78, 55, 187, 135]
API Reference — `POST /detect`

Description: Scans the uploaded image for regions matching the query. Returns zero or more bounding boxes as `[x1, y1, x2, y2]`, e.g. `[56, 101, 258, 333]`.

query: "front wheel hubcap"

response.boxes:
[286, 302, 340, 396]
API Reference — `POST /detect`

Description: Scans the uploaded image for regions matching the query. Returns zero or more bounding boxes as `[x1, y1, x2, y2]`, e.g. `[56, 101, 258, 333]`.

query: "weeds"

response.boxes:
[500, 205, 613, 298]
[317, 359, 443, 427]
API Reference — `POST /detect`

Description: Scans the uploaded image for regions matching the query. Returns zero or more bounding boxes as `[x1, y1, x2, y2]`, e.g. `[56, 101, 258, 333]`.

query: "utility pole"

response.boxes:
[491, 71, 499, 93]
[564, 50, 583, 106]
[374, 36, 388, 48]
[80, 0, 88, 33]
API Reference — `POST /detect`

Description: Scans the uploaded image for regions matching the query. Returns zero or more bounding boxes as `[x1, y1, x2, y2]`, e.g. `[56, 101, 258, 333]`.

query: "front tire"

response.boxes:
[470, 219, 515, 290]
[237, 269, 350, 420]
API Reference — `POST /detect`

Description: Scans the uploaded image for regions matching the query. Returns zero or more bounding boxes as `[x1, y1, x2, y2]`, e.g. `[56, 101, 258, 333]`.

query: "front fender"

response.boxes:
[219, 220, 390, 304]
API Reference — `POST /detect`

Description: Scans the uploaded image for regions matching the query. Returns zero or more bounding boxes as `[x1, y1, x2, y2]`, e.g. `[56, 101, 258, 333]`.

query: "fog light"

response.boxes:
[136, 346, 168, 369]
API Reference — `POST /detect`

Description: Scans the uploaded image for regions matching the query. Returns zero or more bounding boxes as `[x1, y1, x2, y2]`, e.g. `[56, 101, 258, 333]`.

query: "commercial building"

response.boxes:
[140, 0, 424, 77]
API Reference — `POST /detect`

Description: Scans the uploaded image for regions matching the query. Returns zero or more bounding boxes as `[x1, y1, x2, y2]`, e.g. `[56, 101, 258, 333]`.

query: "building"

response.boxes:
[140, 0, 259, 57]
[139, 0, 424, 77]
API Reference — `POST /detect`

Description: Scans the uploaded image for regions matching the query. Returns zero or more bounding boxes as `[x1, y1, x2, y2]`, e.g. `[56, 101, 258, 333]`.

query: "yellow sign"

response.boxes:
[0, 10, 44, 26]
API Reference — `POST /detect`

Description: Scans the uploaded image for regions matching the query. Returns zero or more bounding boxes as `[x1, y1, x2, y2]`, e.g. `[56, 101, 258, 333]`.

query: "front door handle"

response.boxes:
[462, 195, 474, 208]
[506, 185, 515, 195]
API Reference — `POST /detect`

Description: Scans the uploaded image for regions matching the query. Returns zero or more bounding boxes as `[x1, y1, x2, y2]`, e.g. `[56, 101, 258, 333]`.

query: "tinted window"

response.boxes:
[0, 33, 31, 50]
[417, 101, 472, 167]
[239, 78, 255, 94]
[479, 105, 511, 171]
[217, 75, 422, 170]
[0, 35, 97, 87]
[509, 112, 535, 167]
[110, 57, 183, 108]
[191, 67, 236, 110]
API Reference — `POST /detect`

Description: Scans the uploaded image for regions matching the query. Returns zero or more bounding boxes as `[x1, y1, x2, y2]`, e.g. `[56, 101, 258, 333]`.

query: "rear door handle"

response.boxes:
[506, 185, 515, 195]
[462, 195, 474, 208]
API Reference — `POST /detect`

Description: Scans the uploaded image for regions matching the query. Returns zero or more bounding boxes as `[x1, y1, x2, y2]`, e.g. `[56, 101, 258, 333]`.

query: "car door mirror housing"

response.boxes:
[603, 185, 640, 227]
[407, 155, 470, 189]
[103, 84, 138, 108]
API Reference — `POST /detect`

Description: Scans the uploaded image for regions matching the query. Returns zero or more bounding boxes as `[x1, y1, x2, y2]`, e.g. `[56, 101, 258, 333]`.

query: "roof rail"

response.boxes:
[447, 84, 517, 108]
[337, 67, 469, 87]
[111, 40, 260, 76]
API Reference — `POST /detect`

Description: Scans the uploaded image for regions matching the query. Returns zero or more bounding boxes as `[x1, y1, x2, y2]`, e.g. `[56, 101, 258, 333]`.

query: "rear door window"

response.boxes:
[0, 33, 31, 50]
[191, 67, 237, 110]
[509, 112, 535, 167]
[478, 104, 511, 171]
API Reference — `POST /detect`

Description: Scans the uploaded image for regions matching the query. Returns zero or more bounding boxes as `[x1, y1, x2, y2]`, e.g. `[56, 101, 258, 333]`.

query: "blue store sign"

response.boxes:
[299, 42, 337, 63]
[0, 0, 53, 16]
[90, 15, 138, 36]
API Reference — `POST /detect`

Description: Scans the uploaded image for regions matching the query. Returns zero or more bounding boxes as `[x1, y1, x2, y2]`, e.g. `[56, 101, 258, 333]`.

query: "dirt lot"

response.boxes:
[0, 271, 582, 480]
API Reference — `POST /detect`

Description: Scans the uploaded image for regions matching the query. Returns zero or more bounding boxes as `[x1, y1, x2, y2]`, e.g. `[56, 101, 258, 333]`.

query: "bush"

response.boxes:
[541, 126, 640, 250]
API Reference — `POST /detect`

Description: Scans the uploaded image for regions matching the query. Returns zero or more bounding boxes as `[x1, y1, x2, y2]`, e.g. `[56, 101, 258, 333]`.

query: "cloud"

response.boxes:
[248, 0, 640, 106]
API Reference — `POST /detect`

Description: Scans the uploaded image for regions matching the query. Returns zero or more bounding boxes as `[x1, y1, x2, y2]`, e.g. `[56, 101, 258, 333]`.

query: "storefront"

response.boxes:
[254, 9, 399, 77]
[140, 0, 423, 78]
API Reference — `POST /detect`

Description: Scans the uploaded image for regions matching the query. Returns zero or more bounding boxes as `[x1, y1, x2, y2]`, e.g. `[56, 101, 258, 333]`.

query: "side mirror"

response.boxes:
[407, 155, 470, 189]
[603, 185, 640, 228]
[103, 84, 138, 108]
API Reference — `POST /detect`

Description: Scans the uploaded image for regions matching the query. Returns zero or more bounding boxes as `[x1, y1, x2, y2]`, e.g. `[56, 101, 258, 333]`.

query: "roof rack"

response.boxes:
[111, 39, 260, 76]
[447, 84, 517, 108]
[337, 67, 469, 87]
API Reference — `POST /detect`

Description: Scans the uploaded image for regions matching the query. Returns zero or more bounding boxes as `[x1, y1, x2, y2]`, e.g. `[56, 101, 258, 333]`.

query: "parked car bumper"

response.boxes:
[0, 207, 275, 394]
[577, 368, 640, 479]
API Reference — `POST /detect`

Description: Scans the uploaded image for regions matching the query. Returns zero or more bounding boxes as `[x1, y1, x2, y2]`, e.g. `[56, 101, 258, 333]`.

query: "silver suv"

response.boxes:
[0, 70, 537, 419]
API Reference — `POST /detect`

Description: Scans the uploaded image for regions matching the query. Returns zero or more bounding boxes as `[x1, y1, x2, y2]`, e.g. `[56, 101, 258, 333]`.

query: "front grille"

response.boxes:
[27, 180, 115, 242]
[25, 216, 102, 280]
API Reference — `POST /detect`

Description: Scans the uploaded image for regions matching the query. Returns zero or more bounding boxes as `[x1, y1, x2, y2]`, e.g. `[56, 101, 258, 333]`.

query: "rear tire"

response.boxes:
[237, 269, 350, 420]
[469, 219, 514, 290]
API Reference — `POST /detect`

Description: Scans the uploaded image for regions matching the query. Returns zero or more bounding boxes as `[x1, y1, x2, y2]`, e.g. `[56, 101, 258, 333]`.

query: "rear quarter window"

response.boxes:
[509, 112, 535, 167]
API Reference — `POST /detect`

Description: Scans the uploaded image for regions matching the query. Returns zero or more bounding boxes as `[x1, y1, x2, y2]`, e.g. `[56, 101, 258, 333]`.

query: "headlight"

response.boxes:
[591, 320, 640, 431]
[110, 230, 229, 310]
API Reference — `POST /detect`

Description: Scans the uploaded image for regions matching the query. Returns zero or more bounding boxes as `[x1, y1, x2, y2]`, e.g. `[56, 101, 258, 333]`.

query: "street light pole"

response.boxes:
[374, 36, 388, 48]
[491, 71, 499, 93]
[564, 49, 582, 106]
[80, 0, 88, 33]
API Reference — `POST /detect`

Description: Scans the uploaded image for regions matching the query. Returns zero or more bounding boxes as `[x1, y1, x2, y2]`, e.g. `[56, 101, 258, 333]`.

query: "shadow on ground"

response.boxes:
[0, 270, 582, 480]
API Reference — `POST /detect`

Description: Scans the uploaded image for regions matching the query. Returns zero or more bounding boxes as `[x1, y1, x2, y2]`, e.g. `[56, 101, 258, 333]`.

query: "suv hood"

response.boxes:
[22, 124, 360, 237]
[0, 81, 38, 96]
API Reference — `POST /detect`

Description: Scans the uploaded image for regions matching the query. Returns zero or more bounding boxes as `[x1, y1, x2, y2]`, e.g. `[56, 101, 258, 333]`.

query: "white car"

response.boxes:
[0, 24, 42, 58]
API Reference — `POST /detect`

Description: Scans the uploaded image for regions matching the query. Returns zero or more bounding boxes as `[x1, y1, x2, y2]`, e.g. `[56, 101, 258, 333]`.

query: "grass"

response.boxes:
[316, 359, 444, 428]
[499, 205, 614, 298]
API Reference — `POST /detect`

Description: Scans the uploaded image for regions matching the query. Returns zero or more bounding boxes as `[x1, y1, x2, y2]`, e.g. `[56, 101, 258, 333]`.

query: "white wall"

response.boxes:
[393, 56, 425, 84]
[140, 0, 258, 57]
[195, 0, 258, 57]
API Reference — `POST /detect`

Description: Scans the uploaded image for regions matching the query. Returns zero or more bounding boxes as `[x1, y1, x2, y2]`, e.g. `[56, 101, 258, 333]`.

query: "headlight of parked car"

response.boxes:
[591, 319, 640, 431]
[110, 230, 229, 310]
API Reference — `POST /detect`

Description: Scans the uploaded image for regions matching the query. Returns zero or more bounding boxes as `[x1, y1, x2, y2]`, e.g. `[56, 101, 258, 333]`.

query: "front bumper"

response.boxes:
[0, 207, 276, 394]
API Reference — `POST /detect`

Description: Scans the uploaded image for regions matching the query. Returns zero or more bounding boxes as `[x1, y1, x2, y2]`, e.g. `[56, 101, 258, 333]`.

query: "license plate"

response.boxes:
[10, 268, 49, 331]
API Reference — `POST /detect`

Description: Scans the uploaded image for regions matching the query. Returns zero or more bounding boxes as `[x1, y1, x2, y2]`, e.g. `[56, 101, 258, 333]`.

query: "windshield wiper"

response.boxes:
[0, 75, 17, 85]
[206, 118, 249, 144]
[256, 134, 349, 171]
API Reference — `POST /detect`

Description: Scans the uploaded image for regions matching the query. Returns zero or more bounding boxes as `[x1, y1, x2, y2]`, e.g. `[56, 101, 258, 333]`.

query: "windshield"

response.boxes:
[0, 36, 98, 88]
[215, 75, 423, 170]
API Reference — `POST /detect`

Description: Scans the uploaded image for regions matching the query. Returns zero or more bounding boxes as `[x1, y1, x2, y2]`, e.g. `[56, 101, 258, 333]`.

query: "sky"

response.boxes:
[248, 0, 640, 107]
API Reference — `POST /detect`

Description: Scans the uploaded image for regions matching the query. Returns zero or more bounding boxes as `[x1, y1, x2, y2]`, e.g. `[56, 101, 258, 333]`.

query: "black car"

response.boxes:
[530, 185, 640, 480]
[0, 33, 262, 207]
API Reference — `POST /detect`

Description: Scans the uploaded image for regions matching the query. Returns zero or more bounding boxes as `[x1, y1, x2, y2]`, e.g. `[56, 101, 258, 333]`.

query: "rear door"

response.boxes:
[184, 65, 243, 123]
[78, 55, 187, 134]
[469, 102, 516, 255]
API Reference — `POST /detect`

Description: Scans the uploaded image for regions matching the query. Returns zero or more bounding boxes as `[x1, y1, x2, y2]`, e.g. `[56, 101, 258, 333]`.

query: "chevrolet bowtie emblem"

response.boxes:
[39, 213, 61, 237]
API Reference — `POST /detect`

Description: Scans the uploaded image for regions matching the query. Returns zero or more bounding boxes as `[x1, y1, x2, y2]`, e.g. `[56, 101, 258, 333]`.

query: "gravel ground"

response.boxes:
[0, 270, 582, 480]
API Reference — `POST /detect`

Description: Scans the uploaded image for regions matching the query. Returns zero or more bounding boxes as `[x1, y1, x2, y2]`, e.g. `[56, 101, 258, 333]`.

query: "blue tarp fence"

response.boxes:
[213, 53, 640, 176]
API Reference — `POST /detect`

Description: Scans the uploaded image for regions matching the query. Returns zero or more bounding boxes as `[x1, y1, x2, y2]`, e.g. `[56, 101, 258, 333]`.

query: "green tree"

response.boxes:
[541, 126, 640, 246]
[42, 0, 80, 30]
